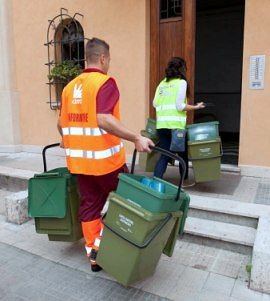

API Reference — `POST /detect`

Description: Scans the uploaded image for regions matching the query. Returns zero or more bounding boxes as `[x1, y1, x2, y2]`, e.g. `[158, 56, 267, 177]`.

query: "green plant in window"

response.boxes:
[48, 61, 81, 83]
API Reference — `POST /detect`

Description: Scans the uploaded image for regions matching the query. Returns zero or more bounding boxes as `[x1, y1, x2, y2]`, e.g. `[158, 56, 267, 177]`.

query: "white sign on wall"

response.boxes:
[249, 55, 266, 89]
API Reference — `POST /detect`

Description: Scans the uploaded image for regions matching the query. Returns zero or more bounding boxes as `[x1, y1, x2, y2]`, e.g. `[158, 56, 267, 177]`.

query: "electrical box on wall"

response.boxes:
[249, 55, 266, 90]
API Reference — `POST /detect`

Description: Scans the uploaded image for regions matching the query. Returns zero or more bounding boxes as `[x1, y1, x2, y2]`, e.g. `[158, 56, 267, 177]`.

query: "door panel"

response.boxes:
[150, 0, 196, 122]
[159, 20, 183, 81]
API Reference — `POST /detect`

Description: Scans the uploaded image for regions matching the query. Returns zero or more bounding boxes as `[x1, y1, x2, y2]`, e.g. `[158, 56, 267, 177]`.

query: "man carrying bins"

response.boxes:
[58, 38, 154, 272]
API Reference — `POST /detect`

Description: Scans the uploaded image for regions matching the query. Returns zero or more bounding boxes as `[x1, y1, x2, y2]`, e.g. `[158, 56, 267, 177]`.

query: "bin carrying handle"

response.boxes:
[103, 213, 172, 249]
[131, 146, 186, 202]
[42, 143, 60, 172]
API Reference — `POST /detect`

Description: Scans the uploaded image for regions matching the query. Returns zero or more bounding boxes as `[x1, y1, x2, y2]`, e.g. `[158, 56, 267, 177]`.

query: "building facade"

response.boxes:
[0, 0, 269, 177]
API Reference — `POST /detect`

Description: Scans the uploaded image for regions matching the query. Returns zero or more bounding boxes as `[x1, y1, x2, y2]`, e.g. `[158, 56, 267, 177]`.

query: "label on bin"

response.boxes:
[200, 148, 211, 153]
[195, 134, 209, 141]
[119, 214, 134, 227]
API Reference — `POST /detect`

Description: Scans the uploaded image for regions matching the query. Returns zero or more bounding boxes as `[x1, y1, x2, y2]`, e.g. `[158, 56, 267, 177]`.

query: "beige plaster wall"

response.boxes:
[11, 0, 149, 154]
[239, 0, 270, 167]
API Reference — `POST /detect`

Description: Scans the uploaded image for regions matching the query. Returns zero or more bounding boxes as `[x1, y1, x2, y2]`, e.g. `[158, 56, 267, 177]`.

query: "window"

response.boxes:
[160, 0, 182, 19]
[46, 9, 87, 110]
[54, 19, 85, 69]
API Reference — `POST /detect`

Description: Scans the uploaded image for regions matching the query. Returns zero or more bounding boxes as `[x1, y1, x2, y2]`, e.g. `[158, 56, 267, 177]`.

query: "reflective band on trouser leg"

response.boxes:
[81, 219, 103, 256]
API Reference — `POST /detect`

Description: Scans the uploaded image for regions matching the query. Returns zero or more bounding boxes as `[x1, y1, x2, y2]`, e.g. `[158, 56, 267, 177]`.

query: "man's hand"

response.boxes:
[134, 135, 155, 153]
[60, 138, 64, 148]
[195, 102, 205, 110]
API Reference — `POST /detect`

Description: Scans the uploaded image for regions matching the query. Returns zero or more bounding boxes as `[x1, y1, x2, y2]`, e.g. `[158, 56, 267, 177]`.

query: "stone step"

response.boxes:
[0, 166, 34, 192]
[0, 189, 14, 215]
[184, 216, 256, 255]
[187, 194, 270, 228]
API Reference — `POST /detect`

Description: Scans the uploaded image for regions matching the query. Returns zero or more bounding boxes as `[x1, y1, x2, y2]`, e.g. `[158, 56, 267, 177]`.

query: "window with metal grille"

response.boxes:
[45, 9, 88, 110]
[54, 19, 85, 69]
[160, 0, 182, 19]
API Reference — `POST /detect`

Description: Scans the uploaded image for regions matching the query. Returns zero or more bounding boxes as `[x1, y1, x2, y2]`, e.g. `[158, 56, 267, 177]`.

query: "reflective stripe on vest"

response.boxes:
[65, 142, 124, 160]
[155, 78, 187, 130]
[155, 104, 177, 112]
[156, 116, 186, 122]
[62, 127, 107, 136]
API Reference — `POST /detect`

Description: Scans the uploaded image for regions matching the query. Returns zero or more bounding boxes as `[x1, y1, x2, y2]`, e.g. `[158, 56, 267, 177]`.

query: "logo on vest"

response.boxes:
[72, 84, 82, 104]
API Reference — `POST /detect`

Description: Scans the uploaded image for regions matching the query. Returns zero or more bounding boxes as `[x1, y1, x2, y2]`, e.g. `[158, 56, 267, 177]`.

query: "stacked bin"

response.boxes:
[139, 118, 160, 172]
[97, 192, 182, 286]
[97, 157, 190, 286]
[28, 167, 82, 242]
[186, 121, 222, 183]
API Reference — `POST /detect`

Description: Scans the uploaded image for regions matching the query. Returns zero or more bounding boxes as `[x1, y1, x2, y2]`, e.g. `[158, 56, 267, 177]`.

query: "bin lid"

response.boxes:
[28, 172, 67, 218]
[186, 121, 219, 129]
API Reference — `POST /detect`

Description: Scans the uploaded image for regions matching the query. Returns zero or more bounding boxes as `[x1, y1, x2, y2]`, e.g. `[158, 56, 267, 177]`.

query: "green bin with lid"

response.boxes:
[138, 118, 160, 172]
[187, 121, 219, 142]
[116, 174, 187, 213]
[97, 192, 182, 286]
[188, 138, 222, 182]
[28, 144, 82, 242]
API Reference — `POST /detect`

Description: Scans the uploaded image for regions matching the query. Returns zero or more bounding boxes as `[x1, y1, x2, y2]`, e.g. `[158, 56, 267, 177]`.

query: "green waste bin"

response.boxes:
[138, 151, 160, 172]
[188, 138, 222, 182]
[145, 118, 159, 141]
[97, 192, 182, 286]
[138, 118, 160, 172]
[187, 121, 219, 142]
[28, 164, 82, 242]
[116, 173, 185, 213]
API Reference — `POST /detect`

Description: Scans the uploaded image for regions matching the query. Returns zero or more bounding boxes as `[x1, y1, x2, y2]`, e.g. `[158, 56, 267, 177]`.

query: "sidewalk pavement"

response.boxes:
[0, 214, 268, 301]
[1, 151, 270, 300]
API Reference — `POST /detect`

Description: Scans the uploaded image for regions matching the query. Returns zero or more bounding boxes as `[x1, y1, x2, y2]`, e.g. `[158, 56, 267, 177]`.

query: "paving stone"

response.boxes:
[0, 242, 170, 301]
[202, 273, 235, 295]
[167, 267, 209, 299]
[210, 257, 241, 279]
[140, 259, 186, 297]
[231, 279, 263, 301]
[199, 289, 232, 301]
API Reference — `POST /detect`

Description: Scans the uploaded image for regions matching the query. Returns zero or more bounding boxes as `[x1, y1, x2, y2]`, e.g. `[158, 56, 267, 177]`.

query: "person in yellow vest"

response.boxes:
[58, 38, 154, 272]
[153, 57, 205, 181]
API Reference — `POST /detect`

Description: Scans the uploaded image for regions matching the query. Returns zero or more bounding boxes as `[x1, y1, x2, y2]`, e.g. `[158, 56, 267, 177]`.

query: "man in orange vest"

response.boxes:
[58, 37, 154, 272]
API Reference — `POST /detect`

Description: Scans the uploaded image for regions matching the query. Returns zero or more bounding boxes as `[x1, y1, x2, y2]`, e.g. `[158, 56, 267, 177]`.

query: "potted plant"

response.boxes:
[48, 60, 81, 84]
[48, 61, 82, 109]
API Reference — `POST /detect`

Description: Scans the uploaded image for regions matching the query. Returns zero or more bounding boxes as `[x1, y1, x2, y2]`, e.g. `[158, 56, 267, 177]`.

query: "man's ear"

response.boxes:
[100, 54, 105, 65]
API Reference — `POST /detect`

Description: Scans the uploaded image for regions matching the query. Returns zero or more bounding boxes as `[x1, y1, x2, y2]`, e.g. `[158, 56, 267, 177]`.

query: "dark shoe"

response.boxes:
[91, 264, 103, 272]
[89, 249, 102, 272]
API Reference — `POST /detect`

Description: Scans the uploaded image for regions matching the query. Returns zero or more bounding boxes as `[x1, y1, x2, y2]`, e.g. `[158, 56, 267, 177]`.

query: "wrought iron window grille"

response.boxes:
[160, 0, 182, 20]
[45, 8, 89, 110]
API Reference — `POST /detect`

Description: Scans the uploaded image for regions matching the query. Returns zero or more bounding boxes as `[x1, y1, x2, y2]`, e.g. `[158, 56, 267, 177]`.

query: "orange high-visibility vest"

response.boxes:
[60, 72, 126, 176]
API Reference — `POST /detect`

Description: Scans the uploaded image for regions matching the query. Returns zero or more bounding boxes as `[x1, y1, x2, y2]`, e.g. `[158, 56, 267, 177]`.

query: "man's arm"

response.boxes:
[97, 114, 154, 152]
[183, 102, 205, 111]
[57, 118, 64, 148]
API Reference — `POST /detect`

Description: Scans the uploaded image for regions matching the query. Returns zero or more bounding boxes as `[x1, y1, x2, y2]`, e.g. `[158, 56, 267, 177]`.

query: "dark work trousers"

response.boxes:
[77, 164, 129, 222]
[153, 128, 188, 180]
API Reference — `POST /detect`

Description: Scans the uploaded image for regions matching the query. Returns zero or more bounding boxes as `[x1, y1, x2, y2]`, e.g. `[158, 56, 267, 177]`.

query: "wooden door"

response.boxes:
[150, 0, 196, 123]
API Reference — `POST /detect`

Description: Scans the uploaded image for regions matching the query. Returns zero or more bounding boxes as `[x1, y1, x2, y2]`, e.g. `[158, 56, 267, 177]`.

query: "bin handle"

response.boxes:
[131, 146, 186, 202]
[189, 141, 223, 161]
[103, 213, 172, 249]
[34, 172, 60, 178]
[42, 143, 61, 172]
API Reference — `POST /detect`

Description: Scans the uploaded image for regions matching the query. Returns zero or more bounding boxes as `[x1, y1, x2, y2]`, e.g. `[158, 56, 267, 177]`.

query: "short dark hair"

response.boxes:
[85, 38, 110, 63]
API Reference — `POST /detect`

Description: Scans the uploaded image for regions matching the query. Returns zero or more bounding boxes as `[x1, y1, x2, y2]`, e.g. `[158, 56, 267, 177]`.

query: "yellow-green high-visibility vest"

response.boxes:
[155, 78, 187, 129]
